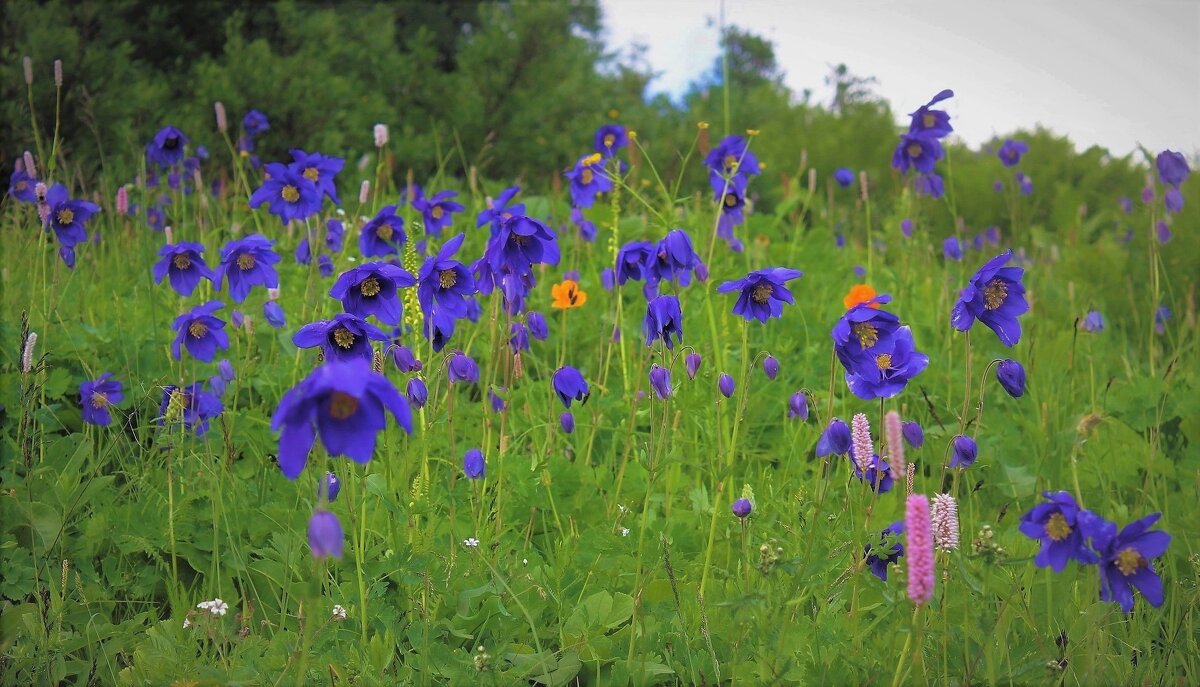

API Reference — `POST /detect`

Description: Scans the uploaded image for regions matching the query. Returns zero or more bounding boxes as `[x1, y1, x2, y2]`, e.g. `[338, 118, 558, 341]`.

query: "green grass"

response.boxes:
[1, 116, 1197, 686]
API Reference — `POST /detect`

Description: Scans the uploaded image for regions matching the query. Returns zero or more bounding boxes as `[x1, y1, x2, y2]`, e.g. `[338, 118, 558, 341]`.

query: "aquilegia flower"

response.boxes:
[903, 421, 924, 448]
[891, 132, 942, 175]
[249, 163, 322, 224]
[330, 262, 417, 326]
[906, 89, 954, 138]
[705, 135, 761, 183]
[950, 250, 1029, 347]
[44, 183, 99, 247]
[153, 242, 214, 297]
[552, 366, 589, 408]
[833, 295, 929, 400]
[948, 435, 978, 468]
[996, 359, 1026, 398]
[865, 521, 905, 581]
[159, 382, 223, 435]
[413, 190, 465, 236]
[997, 139, 1028, 167]
[595, 124, 627, 157]
[271, 357, 412, 479]
[763, 355, 780, 380]
[172, 301, 229, 362]
[483, 215, 561, 276]
[289, 149, 344, 204]
[643, 295, 684, 349]
[1018, 491, 1098, 572]
[833, 167, 855, 188]
[649, 365, 672, 400]
[476, 185, 525, 233]
[1155, 150, 1190, 187]
[717, 268, 802, 322]
[80, 373, 123, 426]
[1080, 310, 1104, 333]
[615, 241, 656, 285]
[1080, 511, 1171, 613]
[649, 229, 703, 286]
[318, 472, 341, 502]
[146, 126, 188, 168]
[565, 153, 613, 209]
[718, 373, 735, 398]
[360, 205, 407, 257]
[293, 313, 388, 363]
[448, 350, 479, 383]
[463, 448, 485, 479]
[216, 234, 281, 302]
[788, 391, 809, 420]
[417, 233, 476, 327]
[685, 353, 702, 379]
[816, 418, 851, 457]
[308, 510, 344, 559]
[243, 110, 269, 137]
[9, 166, 37, 203]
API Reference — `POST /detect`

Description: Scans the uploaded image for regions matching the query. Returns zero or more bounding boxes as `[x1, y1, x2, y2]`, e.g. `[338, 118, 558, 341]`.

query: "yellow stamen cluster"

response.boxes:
[328, 391, 359, 420]
[439, 268, 457, 289]
[281, 185, 300, 202]
[852, 322, 879, 349]
[1115, 547, 1146, 576]
[303, 167, 320, 182]
[751, 283, 773, 304]
[906, 143, 922, 158]
[90, 391, 108, 409]
[431, 205, 444, 220]
[922, 113, 935, 129]
[188, 321, 208, 338]
[237, 253, 256, 270]
[57, 208, 75, 225]
[376, 224, 394, 241]
[1044, 512, 1072, 542]
[983, 279, 1008, 310]
[724, 193, 738, 207]
[359, 276, 381, 297]
[332, 327, 356, 349]
[875, 353, 892, 370]
[173, 254, 192, 270]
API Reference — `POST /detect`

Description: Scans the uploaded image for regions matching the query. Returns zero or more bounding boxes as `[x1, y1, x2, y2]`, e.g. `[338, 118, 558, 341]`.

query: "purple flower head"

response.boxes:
[308, 510, 344, 559]
[9, 167, 37, 203]
[359, 205, 407, 258]
[80, 372, 123, 426]
[448, 350, 479, 384]
[570, 207, 597, 241]
[565, 153, 613, 209]
[249, 163, 323, 224]
[158, 382, 223, 435]
[58, 245, 76, 269]
[508, 322, 530, 353]
[271, 357, 411, 479]
[463, 448, 486, 479]
[484, 214, 560, 275]
[833, 296, 927, 398]
[891, 132, 943, 175]
[788, 391, 809, 420]
[413, 190, 465, 237]
[951, 250, 1029, 347]
[731, 497, 752, 518]
[650, 229, 703, 286]
[216, 234, 281, 302]
[717, 268, 803, 323]
[1118, 196, 1132, 214]
[865, 521, 905, 581]
[476, 185, 525, 232]
[417, 233, 476, 331]
[218, 359, 235, 382]
[292, 312, 388, 362]
[1155, 150, 1190, 187]
[685, 353, 702, 380]
[906, 89, 954, 138]
[1155, 305, 1171, 334]
[900, 219, 913, 238]
[997, 139, 1028, 167]
[595, 124, 628, 156]
[318, 255, 334, 277]
[649, 365, 672, 400]
[331, 262, 417, 326]
[942, 236, 963, 261]
[288, 149, 344, 204]
[1080, 511, 1171, 613]
[615, 241, 656, 285]
[902, 421, 924, 448]
[1155, 221, 1172, 245]
[763, 355, 780, 381]
[153, 242, 214, 297]
[1081, 310, 1105, 333]
[816, 418, 851, 457]
[391, 344, 421, 372]
[993, 180, 1004, 193]
[318, 472, 341, 502]
[171, 301, 229, 362]
[833, 167, 855, 188]
[560, 411, 576, 434]
[706, 135, 761, 181]
[1016, 171, 1033, 195]
[850, 450, 894, 493]
[948, 435, 978, 468]
[263, 300, 286, 329]
[713, 170, 748, 240]
[996, 359, 1026, 398]
[242, 110, 269, 137]
[914, 173, 944, 199]
[146, 126, 188, 168]
[552, 365, 590, 408]
[643, 295, 684, 349]
[1164, 187, 1183, 214]
[718, 373, 735, 398]
[406, 377, 428, 409]
[44, 183, 99, 247]
[326, 218, 345, 252]
[1018, 491, 1099, 573]
[525, 311, 548, 340]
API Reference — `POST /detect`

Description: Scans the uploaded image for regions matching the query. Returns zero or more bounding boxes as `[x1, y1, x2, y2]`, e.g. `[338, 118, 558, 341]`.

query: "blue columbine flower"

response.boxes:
[997, 139, 1028, 167]
[816, 418, 851, 457]
[950, 250, 1029, 347]
[406, 377, 428, 408]
[850, 451, 894, 493]
[834, 167, 855, 188]
[943, 236, 963, 261]
[914, 173, 944, 199]
[172, 301, 229, 362]
[843, 325, 928, 400]
[643, 295, 684, 349]
[330, 262, 417, 326]
[9, 166, 36, 203]
[948, 435, 978, 468]
[891, 132, 943, 175]
[552, 366, 590, 408]
[288, 149, 344, 204]
[271, 358, 411, 479]
[308, 510, 344, 559]
[705, 135, 761, 185]
[996, 359, 1026, 398]
[615, 240, 656, 285]
[463, 448, 486, 479]
[293, 313, 388, 362]
[391, 344, 422, 372]
[243, 110, 270, 137]
[80, 372, 123, 426]
[560, 412, 575, 433]
[360, 205, 407, 257]
[649, 365, 672, 400]
[788, 391, 809, 420]
[565, 153, 613, 209]
[146, 126, 188, 168]
[907, 89, 954, 137]
[1015, 171, 1033, 195]
[650, 229, 703, 286]
[717, 268, 803, 323]
[1018, 491, 1098, 572]
[1079, 511, 1171, 613]
[570, 207, 597, 241]
[216, 234, 281, 303]
[1164, 187, 1184, 214]
[417, 233, 477, 332]
[595, 124, 628, 157]
[1155, 150, 1190, 187]
[903, 421, 924, 448]
[159, 381, 223, 435]
[483, 214, 560, 277]
[718, 373, 735, 398]
[44, 183, 100, 247]
[153, 242, 214, 297]
[318, 472, 340, 502]
[527, 311, 549, 340]
[448, 350, 479, 383]
[413, 190, 465, 237]
[263, 300, 286, 328]
[763, 355, 780, 380]
[832, 294, 902, 376]
[865, 521, 905, 581]
[476, 185, 525, 233]
[249, 163, 322, 224]
[712, 170, 748, 247]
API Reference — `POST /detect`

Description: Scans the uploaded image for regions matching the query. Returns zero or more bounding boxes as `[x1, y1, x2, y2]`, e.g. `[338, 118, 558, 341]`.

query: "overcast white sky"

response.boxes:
[600, 0, 1200, 157]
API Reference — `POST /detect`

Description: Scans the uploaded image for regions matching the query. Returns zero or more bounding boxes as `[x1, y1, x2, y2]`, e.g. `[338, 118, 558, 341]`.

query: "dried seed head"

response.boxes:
[54, 59, 63, 87]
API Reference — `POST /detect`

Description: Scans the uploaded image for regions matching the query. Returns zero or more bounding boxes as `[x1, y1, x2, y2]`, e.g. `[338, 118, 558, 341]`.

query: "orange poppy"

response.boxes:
[843, 284, 880, 310]
[551, 280, 587, 309]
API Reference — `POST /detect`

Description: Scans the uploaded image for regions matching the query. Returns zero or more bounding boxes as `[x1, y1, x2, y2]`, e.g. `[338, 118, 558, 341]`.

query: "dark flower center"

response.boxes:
[173, 254, 192, 270]
[57, 208, 75, 225]
[852, 322, 879, 349]
[922, 113, 935, 129]
[332, 327, 356, 349]
[303, 167, 319, 182]
[188, 321, 208, 338]
[1115, 547, 1146, 576]
[1044, 512, 1071, 542]
[511, 235, 530, 247]
[906, 143, 922, 158]
[724, 193, 738, 207]
[15, 181, 27, 190]
[431, 205, 444, 220]
[328, 391, 359, 420]
[376, 224, 394, 241]
[163, 137, 180, 150]
[983, 278, 1008, 310]
[875, 353, 892, 370]
[581, 169, 594, 185]
[90, 391, 109, 409]
[439, 268, 457, 289]
[359, 276, 381, 297]
[751, 283, 773, 304]
[237, 253, 256, 270]
[281, 185, 300, 203]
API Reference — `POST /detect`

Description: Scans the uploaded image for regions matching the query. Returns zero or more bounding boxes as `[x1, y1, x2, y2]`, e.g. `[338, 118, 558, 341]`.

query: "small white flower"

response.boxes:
[617, 504, 628, 514]
[620, 527, 630, 537]
[463, 537, 480, 548]
[197, 598, 228, 616]
[183, 618, 192, 629]
[522, 558, 529, 566]
[332, 604, 347, 621]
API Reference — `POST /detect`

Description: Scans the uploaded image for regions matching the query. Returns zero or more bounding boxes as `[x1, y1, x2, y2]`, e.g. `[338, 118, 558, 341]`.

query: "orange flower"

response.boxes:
[843, 284, 880, 310]
[551, 280, 587, 309]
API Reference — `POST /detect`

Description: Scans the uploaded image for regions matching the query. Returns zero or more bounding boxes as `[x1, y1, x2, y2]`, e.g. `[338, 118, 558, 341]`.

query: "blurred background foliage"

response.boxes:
[0, 0, 1159, 231]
